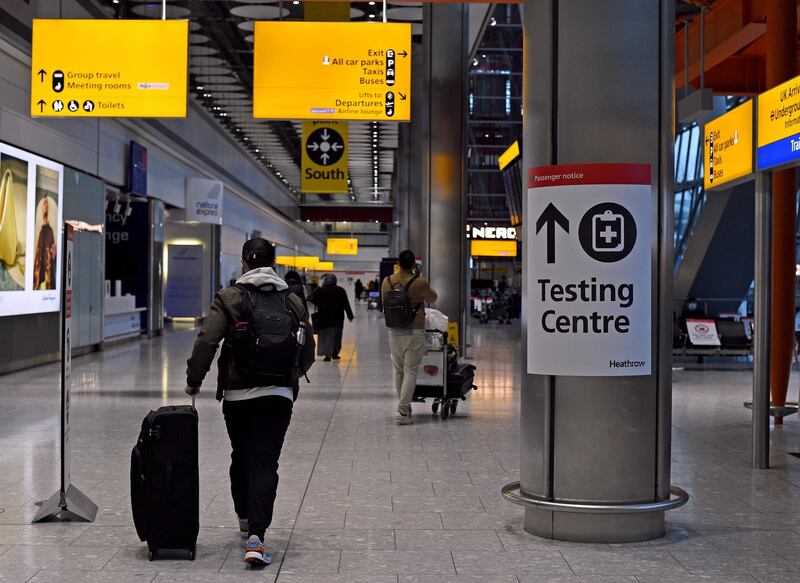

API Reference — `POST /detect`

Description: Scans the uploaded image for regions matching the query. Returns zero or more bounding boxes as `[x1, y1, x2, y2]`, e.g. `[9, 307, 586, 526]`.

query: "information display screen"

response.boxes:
[0, 142, 64, 317]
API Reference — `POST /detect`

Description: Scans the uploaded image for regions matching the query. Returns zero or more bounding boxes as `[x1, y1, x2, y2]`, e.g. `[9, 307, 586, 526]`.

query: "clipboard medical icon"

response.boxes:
[592, 209, 624, 253]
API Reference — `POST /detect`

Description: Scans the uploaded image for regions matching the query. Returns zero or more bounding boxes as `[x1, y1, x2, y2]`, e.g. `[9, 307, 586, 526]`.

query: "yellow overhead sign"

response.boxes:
[253, 22, 411, 121]
[276, 256, 320, 269]
[31, 20, 188, 118]
[315, 261, 335, 271]
[703, 100, 753, 190]
[327, 238, 358, 255]
[757, 75, 800, 170]
[470, 240, 517, 257]
[302, 121, 349, 193]
[498, 141, 520, 171]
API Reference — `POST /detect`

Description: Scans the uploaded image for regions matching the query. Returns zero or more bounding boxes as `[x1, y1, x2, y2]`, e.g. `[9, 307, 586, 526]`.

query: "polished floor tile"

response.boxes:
[1, 306, 800, 582]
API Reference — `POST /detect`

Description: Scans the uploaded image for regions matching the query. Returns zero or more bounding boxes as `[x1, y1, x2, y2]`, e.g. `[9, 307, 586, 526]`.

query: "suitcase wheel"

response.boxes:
[189, 547, 196, 561]
[148, 549, 155, 562]
[440, 401, 449, 420]
[450, 400, 458, 415]
[431, 401, 439, 414]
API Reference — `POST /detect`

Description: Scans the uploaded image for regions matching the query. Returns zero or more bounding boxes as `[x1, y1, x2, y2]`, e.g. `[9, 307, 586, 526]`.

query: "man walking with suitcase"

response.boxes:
[185, 238, 313, 566]
[381, 249, 438, 425]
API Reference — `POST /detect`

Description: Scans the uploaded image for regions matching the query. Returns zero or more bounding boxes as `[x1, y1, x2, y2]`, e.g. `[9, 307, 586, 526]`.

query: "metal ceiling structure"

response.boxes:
[109, 0, 423, 208]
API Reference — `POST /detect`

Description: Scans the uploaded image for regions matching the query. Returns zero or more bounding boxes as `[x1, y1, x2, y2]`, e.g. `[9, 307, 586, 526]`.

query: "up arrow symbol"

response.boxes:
[38, 69, 47, 82]
[535, 202, 569, 264]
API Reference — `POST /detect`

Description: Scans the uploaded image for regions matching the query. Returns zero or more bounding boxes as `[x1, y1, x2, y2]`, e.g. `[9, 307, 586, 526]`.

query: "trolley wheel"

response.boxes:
[450, 400, 458, 415]
[440, 401, 450, 420]
[188, 547, 196, 561]
[148, 549, 155, 562]
[432, 401, 439, 414]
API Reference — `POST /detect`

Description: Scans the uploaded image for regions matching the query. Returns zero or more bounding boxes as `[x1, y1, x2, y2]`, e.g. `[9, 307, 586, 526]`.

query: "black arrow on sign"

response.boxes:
[38, 69, 47, 82]
[37, 99, 46, 113]
[399, 92, 407, 101]
[398, 50, 408, 58]
[535, 202, 569, 264]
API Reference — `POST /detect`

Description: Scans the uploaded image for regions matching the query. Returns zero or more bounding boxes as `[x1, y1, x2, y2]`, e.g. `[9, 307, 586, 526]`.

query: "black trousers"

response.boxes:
[222, 395, 293, 540]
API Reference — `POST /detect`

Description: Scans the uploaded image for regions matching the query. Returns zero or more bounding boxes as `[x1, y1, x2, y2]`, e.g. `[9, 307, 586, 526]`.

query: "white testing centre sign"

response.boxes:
[527, 164, 652, 376]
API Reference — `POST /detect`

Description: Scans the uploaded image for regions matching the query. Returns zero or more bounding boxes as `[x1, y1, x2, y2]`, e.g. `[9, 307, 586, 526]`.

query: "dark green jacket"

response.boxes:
[186, 284, 308, 397]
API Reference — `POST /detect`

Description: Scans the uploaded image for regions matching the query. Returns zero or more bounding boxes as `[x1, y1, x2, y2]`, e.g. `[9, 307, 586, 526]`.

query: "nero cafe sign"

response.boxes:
[527, 164, 652, 376]
[465, 225, 517, 240]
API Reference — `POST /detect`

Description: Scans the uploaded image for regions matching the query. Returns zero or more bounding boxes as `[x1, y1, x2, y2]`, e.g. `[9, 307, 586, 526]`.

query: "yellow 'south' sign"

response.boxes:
[302, 121, 349, 193]
[254, 22, 411, 121]
[31, 20, 188, 118]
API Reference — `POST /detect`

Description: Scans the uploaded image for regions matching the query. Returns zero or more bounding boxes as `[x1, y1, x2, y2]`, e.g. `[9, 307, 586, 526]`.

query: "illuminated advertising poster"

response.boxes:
[0, 142, 64, 316]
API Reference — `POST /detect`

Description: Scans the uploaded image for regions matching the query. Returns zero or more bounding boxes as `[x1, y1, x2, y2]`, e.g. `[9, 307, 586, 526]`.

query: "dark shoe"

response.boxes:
[332, 355, 341, 361]
[323, 356, 332, 362]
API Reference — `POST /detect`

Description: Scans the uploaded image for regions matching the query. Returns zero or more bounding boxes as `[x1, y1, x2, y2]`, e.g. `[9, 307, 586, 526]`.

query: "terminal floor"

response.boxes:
[2, 305, 800, 582]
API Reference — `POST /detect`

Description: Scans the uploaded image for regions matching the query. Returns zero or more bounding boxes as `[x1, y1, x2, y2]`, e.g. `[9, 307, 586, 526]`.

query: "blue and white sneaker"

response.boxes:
[238, 517, 249, 538]
[244, 535, 271, 566]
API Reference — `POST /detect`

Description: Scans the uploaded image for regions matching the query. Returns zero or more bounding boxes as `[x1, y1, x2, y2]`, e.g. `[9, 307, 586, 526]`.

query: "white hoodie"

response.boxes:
[236, 267, 289, 291]
[224, 267, 294, 403]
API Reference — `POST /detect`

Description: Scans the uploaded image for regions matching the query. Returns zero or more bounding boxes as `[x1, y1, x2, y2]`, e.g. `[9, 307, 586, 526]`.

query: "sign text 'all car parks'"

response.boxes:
[253, 22, 411, 121]
[527, 164, 653, 377]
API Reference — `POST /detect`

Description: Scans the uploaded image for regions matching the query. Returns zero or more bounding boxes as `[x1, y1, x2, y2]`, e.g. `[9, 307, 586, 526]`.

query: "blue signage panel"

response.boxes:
[756, 132, 800, 171]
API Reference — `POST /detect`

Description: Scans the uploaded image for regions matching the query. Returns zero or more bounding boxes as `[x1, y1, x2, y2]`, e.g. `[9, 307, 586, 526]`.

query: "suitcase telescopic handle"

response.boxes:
[192, 395, 196, 410]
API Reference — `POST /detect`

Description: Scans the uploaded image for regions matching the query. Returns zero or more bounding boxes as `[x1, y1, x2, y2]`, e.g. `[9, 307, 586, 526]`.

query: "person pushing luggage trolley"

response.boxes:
[381, 249, 438, 425]
[184, 238, 314, 566]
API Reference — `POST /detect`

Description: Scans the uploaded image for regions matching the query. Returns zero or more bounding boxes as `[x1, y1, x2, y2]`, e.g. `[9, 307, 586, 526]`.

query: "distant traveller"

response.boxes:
[284, 269, 307, 312]
[185, 238, 313, 567]
[312, 273, 354, 361]
[354, 278, 364, 303]
[381, 249, 438, 425]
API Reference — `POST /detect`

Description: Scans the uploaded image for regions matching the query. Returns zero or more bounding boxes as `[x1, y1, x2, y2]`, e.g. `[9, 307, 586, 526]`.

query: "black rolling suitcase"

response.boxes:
[131, 399, 199, 561]
[447, 363, 476, 398]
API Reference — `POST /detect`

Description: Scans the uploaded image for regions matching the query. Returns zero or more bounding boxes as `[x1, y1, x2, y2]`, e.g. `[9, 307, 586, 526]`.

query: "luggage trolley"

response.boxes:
[413, 330, 477, 420]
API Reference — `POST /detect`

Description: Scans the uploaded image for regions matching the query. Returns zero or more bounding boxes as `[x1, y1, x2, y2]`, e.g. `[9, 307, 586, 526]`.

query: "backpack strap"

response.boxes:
[403, 275, 422, 315]
[403, 274, 419, 292]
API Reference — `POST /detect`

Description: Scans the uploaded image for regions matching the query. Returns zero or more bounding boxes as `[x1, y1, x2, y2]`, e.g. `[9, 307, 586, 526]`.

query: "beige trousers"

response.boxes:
[388, 329, 426, 415]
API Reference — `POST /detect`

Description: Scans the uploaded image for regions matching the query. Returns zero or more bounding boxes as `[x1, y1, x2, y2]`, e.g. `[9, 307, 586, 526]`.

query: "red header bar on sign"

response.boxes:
[528, 163, 651, 188]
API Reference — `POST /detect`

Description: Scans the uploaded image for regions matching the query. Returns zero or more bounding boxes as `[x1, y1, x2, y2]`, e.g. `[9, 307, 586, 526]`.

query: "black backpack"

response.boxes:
[226, 286, 315, 390]
[383, 274, 420, 328]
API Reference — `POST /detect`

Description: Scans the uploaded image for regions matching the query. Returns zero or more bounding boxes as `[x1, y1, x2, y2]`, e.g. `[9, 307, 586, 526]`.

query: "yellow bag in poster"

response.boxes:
[0, 169, 19, 267]
[302, 121, 349, 194]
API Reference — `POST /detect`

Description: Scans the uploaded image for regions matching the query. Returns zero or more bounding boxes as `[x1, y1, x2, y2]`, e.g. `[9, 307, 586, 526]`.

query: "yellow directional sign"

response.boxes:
[470, 240, 517, 257]
[703, 100, 753, 191]
[302, 121, 349, 193]
[31, 20, 188, 118]
[253, 22, 411, 121]
[327, 238, 358, 255]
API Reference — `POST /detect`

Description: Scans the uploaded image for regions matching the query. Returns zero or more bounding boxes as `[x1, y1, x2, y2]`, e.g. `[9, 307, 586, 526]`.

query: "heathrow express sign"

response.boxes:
[253, 22, 411, 121]
[527, 164, 652, 376]
[30, 20, 188, 118]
